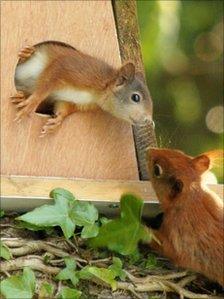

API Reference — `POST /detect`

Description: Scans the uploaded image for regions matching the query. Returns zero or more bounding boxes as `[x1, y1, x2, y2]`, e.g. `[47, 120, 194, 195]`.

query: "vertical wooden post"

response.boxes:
[113, 0, 157, 180]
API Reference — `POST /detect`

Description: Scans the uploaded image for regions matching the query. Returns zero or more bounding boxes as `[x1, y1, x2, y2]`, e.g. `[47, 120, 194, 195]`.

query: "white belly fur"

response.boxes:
[51, 88, 95, 104]
[15, 50, 48, 86]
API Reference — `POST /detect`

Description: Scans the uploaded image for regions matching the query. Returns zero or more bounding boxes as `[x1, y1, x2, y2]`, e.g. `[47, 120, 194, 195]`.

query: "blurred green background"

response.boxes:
[137, 0, 223, 182]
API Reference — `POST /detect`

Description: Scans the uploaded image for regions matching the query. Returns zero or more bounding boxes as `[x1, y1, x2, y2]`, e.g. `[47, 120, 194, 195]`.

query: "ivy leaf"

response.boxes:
[0, 241, 12, 260]
[17, 188, 99, 240]
[70, 201, 98, 227]
[89, 194, 151, 255]
[57, 287, 81, 299]
[23, 267, 36, 293]
[38, 282, 54, 298]
[17, 188, 76, 239]
[109, 257, 126, 280]
[16, 221, 54, 233]
[78, 266, 118, 291]
[0, 267, 36, 299]
[81, 223, 99, 238]
[100, 217, 111, 225]
[56, 257, 79, 286]
[50, 188, 75, 203]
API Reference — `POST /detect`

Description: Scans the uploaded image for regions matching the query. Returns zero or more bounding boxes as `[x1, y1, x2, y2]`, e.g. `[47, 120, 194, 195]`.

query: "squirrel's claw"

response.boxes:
[10, 91, 26, 103]
[18, 45, 35, 62]
[13, 97, 38, 122]
[39, 115, 63, 137]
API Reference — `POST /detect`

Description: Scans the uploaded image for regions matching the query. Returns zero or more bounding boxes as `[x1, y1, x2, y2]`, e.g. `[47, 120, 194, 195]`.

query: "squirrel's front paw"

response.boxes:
[39, 115, 63, 137]
[18, 45, 35, 63]
[10, 91, 26, 104]
[13, 95, 39, 123]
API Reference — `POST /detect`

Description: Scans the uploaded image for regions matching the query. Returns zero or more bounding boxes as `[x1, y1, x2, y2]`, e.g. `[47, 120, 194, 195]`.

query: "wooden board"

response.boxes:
[1, 175, 159, 216]
[1, 0, 139, 180]
[1, 175, 223, 216]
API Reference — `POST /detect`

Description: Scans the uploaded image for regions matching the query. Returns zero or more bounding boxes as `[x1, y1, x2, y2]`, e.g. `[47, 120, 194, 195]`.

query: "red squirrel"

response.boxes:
[11, 41, 152, 136]
[147, 148, 224, 286]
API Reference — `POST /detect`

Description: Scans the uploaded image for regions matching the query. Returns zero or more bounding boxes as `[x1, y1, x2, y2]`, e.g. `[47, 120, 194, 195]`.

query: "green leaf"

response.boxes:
[23, 267, 35, 294]
[57, 287, 81, 299]
[17, 188, 99, 240]
[0, 267, 36, 299]
[100, 217, 111, 225]
[17, 188, 76, 239]
[145, 254, 158, 269]
[38, 282, 54, 298]
[79, 266, 117, 291]
[70, 201, 98, 227]
[81, 223, 99, 238]
[50, 188, 76, 203]
[56, 257, 79, 286]
[89, 194, 150, 255]
[16, 221, 54, 232]
[108, 257, 126, 280]
[127, 250, 141, 264]
[0, 241, 12, 260]
[0, 209, 5, 218]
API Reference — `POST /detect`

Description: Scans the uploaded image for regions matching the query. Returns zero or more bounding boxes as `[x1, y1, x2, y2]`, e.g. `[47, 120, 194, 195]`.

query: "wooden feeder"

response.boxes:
[1, 1, 222, 214]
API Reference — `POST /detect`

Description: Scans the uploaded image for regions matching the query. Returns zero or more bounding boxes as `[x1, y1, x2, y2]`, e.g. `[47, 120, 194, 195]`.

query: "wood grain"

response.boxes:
[1, 0, 138, 180]
[1, 175, 157, 203]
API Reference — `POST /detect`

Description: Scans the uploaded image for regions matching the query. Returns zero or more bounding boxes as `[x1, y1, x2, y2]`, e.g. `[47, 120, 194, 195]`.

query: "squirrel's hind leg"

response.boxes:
[18, 45, 36, 63]
[40, 101, 77, 137]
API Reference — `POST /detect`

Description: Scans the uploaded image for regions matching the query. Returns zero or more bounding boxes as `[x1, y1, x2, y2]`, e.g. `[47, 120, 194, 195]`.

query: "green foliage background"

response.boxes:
[137, 0, 223, 182]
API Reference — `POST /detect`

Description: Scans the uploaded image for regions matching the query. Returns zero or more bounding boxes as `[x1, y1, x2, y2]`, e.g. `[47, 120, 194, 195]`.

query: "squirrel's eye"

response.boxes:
[153, 164, 163, 177]
[131, 93, 141, 103]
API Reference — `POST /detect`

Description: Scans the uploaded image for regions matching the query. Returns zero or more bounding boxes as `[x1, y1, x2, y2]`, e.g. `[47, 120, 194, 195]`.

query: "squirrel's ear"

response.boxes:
[136, 71, 145, 82]
[193, 149, 223, 172]
[116, 62, 135, 86]
[192, 154, 210, 174]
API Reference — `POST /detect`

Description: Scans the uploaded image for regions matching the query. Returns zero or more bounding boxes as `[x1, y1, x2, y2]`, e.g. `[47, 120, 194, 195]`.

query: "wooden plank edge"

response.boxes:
[1, 175, 157, 202]
[1, 175, 159, 216]
[1, 175, 223, 214]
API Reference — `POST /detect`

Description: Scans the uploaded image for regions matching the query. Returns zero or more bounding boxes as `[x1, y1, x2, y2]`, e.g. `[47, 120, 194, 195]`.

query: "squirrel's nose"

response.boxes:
[143, 115, 155, 128]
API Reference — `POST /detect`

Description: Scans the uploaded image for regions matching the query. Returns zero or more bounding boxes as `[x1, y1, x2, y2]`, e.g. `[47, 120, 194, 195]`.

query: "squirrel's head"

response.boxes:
[103, 62, 153, 125]
[147, 147, 223, 210]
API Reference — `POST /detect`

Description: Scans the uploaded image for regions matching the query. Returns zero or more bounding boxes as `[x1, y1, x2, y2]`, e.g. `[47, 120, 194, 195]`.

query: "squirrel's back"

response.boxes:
[15, 41, 116, 95]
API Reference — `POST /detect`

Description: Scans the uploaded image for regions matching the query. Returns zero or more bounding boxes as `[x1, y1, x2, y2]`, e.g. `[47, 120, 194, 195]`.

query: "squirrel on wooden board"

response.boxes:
[11, 41, 152, 136]
[147, 147, 224, 286]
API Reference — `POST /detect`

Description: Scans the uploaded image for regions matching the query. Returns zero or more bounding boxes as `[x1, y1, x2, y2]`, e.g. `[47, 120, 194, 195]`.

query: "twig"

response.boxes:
[55, 281, 62, 297]
[0, 257, 60, 275]
[117, 280, 221, 299]
[162, 280, 219, 299]
[2, 271, 11, 277]
[89, 257, 112, 265]
[2, 239, 87, 263]
[124, 270, 188, 284]
[0, 224, 18, 229]
[178, 275, 197, 287]
[66, 239, 79, 253]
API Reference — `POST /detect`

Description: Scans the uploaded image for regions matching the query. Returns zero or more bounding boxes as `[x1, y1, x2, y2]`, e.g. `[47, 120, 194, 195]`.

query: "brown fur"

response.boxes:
[13, 42, 152, 134]
[147, 148, 224, 286]
[35, 43, 116, 92]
